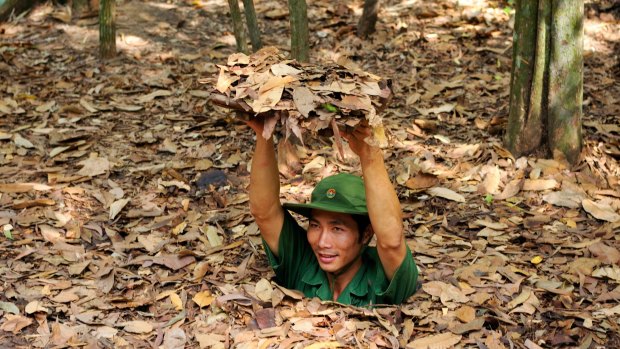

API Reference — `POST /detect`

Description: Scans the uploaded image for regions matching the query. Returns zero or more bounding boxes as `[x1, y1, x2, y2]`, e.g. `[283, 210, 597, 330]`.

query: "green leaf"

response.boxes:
[484, 194, 494, 205]
[322, 103, 338, 113]
[3, 224, 13, 240]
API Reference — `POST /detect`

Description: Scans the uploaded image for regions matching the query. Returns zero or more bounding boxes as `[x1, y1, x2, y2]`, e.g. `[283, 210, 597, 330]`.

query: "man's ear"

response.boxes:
[362, 226, 374, 245]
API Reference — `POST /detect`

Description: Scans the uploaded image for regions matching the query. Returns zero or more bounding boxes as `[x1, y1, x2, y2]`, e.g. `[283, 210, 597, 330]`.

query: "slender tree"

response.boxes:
[287, 0, 309, 62]
[227, 0, 249, 54]
[99, 0, 116, 59]
[242, 0, 262, 52]
[505, 0, 583, 165]
[357, 0, 380, 39]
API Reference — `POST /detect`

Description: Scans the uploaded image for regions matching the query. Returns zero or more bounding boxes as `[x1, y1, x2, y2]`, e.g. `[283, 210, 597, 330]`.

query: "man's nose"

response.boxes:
[317, 230, 332, 248]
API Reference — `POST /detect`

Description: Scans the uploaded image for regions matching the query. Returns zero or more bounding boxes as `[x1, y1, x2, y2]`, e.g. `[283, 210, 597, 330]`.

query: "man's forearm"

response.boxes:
[361, 150, 403, 243]
[360, 149, 406, 279]
[249, 136, 280, 218]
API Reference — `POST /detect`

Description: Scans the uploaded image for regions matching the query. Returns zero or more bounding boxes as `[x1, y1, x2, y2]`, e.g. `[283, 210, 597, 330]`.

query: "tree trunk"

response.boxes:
[99, 0, 116, 59]
[505, 0, 543, 156]
[242, 0, 262, 52]
[0, 0, 38, 21]
[548, 0, 583, 164]
[505, 0, 583, 166]
[287, 0, 309, 62]
[357, 0, 380, 39]
[227, 0, 248, 54]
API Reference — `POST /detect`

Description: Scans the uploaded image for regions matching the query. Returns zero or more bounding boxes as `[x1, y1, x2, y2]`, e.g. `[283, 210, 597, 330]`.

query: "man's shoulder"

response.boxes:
[362, 245, 417, 282]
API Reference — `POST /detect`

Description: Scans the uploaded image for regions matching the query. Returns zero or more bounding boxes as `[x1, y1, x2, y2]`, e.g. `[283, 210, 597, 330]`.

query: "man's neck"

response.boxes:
[327, 257, 363, 301]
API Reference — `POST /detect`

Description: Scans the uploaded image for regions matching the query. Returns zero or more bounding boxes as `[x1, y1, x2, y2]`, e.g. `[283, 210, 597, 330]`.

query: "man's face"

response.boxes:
[307, 209, 368, 275]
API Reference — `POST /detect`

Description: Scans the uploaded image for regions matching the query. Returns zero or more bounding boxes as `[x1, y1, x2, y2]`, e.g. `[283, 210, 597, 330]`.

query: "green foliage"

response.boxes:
[3, 224, 13, 240]
[484, 194, 494, 205]
[503, 0, 515, 15]
[322, 103, 338, 113]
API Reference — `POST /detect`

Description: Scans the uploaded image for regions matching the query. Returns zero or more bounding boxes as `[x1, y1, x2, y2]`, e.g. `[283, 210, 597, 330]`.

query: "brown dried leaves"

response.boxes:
[211, 46, 391, 146]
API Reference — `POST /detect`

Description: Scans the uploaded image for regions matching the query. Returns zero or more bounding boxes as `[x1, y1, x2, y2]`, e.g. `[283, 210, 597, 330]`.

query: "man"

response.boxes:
[247, 118, 418, 306]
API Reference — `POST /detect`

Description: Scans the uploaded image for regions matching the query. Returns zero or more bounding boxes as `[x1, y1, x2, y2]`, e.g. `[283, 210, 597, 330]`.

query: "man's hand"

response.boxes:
[341, 121, 381, 163]
[244, 117, 265, 136]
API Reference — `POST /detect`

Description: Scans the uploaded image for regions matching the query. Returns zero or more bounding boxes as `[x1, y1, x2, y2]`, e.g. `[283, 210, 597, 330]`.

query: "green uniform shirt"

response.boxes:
[263, 211, 418, 307]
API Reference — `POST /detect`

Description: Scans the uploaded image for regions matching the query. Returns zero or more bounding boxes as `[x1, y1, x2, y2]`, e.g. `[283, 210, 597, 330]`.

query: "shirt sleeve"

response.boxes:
[375, 245, 419, 304]
[262, 211, 315, 289]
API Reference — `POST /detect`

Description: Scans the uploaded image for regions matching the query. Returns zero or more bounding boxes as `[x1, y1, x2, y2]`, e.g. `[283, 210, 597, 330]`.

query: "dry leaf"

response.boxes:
[216, 66, 239, 93]
[407, 332, 462, 349]
[0, 314, 33, 334]
[123, 320, 153, 334]
[195, 333, 227, 349]
[495, 178, 522, 200]
[259, 75, 297, 93]
[415, 103, 455, 117]
[193, 291, 214, 308]
[163, 328, 186, 349]
[292, 86, 319, 117]
[109, 198, 130, 220]
[524, 339, 544, 349]
[455, 305, 476, 322]
[593, 304, 620, 318]
[137, 89, 173, 103]
[0, 183, 52, 193]
[304, 342, 342, 349]
[152, 255, 196, 270]
[422, 281, 469, 304]
[169, 293, 183, 311]
[14, 133, 35, 148]
[451, 317, 485, 335]
[427, 187, 465, 202]
[255, 278, 273, 302]
[568, 258, 601, 275]
[271, 63, 303, 76]
[80, 97, 98, 112]
[522, 179, 558, 191]
[25, 300, 49, 314]
[39, 224, 64, 243]
[51, 290, 80, 303]
[77, 155, 111, 177]
[205, 225, 223, 247]
[543, 190, 585, 208]
[531, 256, 543, 264]
[50, 322, 76, 346]
[0, 301, 20, 314]
[507, 288, 532, 310]
[302, 156, 326, 173]
[36, 100, 56, 112]
[582, 199, 620, 222]
[480, 165, 501, 194]
[592, 265, 620, 282]
[588, 242, 620, 264]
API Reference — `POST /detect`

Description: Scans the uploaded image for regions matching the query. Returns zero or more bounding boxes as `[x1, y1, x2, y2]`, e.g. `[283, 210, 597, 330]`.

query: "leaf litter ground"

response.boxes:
[0, 0, 619, 348]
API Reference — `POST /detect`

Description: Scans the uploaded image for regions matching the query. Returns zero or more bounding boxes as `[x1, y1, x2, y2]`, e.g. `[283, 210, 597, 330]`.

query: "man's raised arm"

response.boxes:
[343, 124, 407, 280]
[247, 119, 285, 256]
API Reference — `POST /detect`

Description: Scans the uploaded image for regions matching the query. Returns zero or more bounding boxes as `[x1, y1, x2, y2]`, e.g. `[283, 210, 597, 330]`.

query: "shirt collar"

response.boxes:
[301, 251, 371, 302]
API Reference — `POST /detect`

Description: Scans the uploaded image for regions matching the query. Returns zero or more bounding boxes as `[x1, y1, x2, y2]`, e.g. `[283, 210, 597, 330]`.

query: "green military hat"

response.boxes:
[283, 173, 368, 217]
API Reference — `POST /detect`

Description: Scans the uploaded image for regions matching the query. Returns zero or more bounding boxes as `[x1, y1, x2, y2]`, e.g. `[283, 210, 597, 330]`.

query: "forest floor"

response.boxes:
[0, 0, 619, 348]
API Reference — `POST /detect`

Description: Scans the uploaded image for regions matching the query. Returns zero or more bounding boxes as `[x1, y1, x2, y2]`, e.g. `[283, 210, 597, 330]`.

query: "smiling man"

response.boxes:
[247, 119, 418, 306]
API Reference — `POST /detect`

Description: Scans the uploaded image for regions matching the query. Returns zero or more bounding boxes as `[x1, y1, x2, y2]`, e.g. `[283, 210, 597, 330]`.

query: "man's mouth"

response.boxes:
[317, 253, 337, 264]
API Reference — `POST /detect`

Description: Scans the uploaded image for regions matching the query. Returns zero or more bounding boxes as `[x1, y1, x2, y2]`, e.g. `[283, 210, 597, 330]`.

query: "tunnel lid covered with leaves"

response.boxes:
[207, 46, 392, 152]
